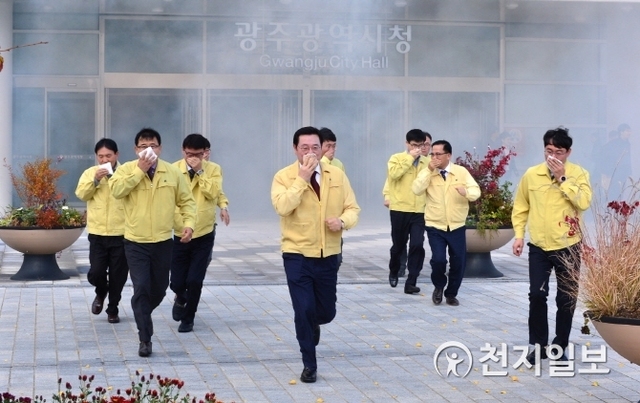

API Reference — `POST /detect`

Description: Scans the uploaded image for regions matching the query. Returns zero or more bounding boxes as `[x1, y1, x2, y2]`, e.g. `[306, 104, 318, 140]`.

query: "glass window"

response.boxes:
[13, 12, 98, 30]
[409, 26, 500, 77]
[409, 0, 500, 22]
[410, 92, 499, 152]
[506, 23, 603, 40]
[106, 89, 202, 163]
[506, 40, 602, 81]
[208, 90, 301, 219]
[312, 90, 403, 218]
[48, 92, 97, 204]
[11, 90, 95, 205]
[13, 33, 99, 75]
[105, 19, 203, 73]
[504, 84, 604, 126]
[105, 0, 204, 15]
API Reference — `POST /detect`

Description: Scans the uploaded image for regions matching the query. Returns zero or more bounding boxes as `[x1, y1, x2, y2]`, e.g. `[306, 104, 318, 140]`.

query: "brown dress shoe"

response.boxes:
[108, 314, 120, 323]
[91, 295, 104, 315]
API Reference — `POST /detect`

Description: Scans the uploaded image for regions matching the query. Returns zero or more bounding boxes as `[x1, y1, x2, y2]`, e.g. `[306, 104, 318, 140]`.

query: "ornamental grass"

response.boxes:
[567, 182, 640, 330]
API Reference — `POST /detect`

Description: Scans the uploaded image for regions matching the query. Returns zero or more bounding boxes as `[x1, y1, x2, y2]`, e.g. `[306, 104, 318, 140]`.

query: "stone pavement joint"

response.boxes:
[0, 220, 638, 402]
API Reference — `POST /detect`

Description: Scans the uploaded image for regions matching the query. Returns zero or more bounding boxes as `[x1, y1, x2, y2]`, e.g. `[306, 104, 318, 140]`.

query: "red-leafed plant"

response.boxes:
[0, 158, 85, 229]
[1, 372, 230, 403]
[455, 146, 517, 233]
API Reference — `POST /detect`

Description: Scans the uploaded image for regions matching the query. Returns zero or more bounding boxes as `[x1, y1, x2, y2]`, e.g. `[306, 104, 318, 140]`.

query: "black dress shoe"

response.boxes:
[445, 297, 459, 306]
[107, 314, 120, 323]
[404, 285, 420, 294]
[525, 347, 548, 366]
[432, 288, 443, 305]
[172, 297, 187, 322]
[313, 324, 321, 346]
[91, 295, 104, 315]
[388, 274, 398, 288]
[178, 321, 194, 333]
[138, 341, 152, 357]
[300, 367, 317, 383]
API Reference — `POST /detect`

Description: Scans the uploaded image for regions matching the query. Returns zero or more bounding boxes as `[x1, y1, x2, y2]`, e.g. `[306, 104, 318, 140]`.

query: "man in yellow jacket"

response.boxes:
[511, 127, 592, 366]
[109, 128, 196, 357]
[386, 129, 430, 294]
[171, 134, 229, 333]
[412, 140, 480, 307]
[271, 126, 360, 384]
[75, 138, 129, 324]
[383, 141, 432, 277]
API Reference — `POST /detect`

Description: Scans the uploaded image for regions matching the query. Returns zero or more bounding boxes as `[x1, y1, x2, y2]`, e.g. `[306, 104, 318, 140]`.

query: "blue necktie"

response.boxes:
[440, 170, 447, 181]
[148, 166, 155, 181]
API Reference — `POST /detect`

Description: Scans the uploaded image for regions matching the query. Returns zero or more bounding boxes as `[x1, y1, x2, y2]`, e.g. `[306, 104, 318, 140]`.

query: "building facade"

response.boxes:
[2, 0, 639, 219]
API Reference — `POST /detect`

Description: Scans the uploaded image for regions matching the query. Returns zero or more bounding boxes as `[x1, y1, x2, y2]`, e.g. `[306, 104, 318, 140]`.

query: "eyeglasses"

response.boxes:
[429, 152, 449, 157]
[136, 144, 160, 149]
[298, 145, 321, 152]
[544, 149, 567, 157]
[409, 142, 430, 148]
[185, 151, 204, 158]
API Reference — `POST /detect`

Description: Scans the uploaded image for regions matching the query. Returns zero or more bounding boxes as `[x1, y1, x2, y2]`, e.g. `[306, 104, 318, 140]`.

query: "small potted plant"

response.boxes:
[0, 158, 86, 280]
[454, 146, 516, 277]
[570, 184, 640, 366]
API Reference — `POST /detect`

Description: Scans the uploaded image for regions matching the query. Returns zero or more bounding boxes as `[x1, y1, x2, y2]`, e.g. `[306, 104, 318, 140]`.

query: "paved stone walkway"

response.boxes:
[0, 219, 638, 402]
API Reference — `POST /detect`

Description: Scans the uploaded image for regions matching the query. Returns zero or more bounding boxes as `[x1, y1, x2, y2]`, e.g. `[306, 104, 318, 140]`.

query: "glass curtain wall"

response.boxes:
[311, 90, 403, 219]
[208, 90, 301, 219]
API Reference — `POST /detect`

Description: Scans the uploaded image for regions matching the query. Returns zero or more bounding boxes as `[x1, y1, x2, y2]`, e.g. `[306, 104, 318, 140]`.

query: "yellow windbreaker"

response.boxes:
[75, 164, 125, 236]
[173, 159, 229, 239]
[412, 163, 481, 231]
[271, 161, 360, 258]
[321, 155, 345, 172]
[512, 161, 592, 251]
[386, 152, 428, 213]
[109, 159, 196, 243]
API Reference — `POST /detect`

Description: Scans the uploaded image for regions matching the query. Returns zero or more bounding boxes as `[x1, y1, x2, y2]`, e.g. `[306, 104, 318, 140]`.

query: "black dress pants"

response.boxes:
[170, 231, 215, 324]
[389, 210, 425, 286]
[124, 239, 173, 342]
[87, 234, 129, 315]
[527, 243, 581, 350]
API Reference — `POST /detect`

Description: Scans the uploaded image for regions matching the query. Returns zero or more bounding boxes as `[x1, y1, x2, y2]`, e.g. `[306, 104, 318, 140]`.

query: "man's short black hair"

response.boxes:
[293, 126, 322, 146]
[431, 139, 452, 154]
[406, 129, 427, 143]
[543, 127, 572, 150]
[182, 133, 210, 150]
[134, 127, 161, 146]
[94, 138, 118, 154]
[319, 127, 337, 142]
[618, 123, 631, 132]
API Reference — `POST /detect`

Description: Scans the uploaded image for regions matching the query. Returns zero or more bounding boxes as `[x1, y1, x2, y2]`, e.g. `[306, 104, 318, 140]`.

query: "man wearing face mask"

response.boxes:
[412, 140, 480, 307]
[386, 129, 431, 294]
[109, 127, 196, 357]
[76, 138, 129, 324]
[271, 126, 360, 383]
[170, 134, 229, 334]
[511, 127, 592, 366]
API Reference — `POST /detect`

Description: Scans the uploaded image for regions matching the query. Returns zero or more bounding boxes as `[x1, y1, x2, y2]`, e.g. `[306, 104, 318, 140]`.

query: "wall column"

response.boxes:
[0, 0, 13, 210]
